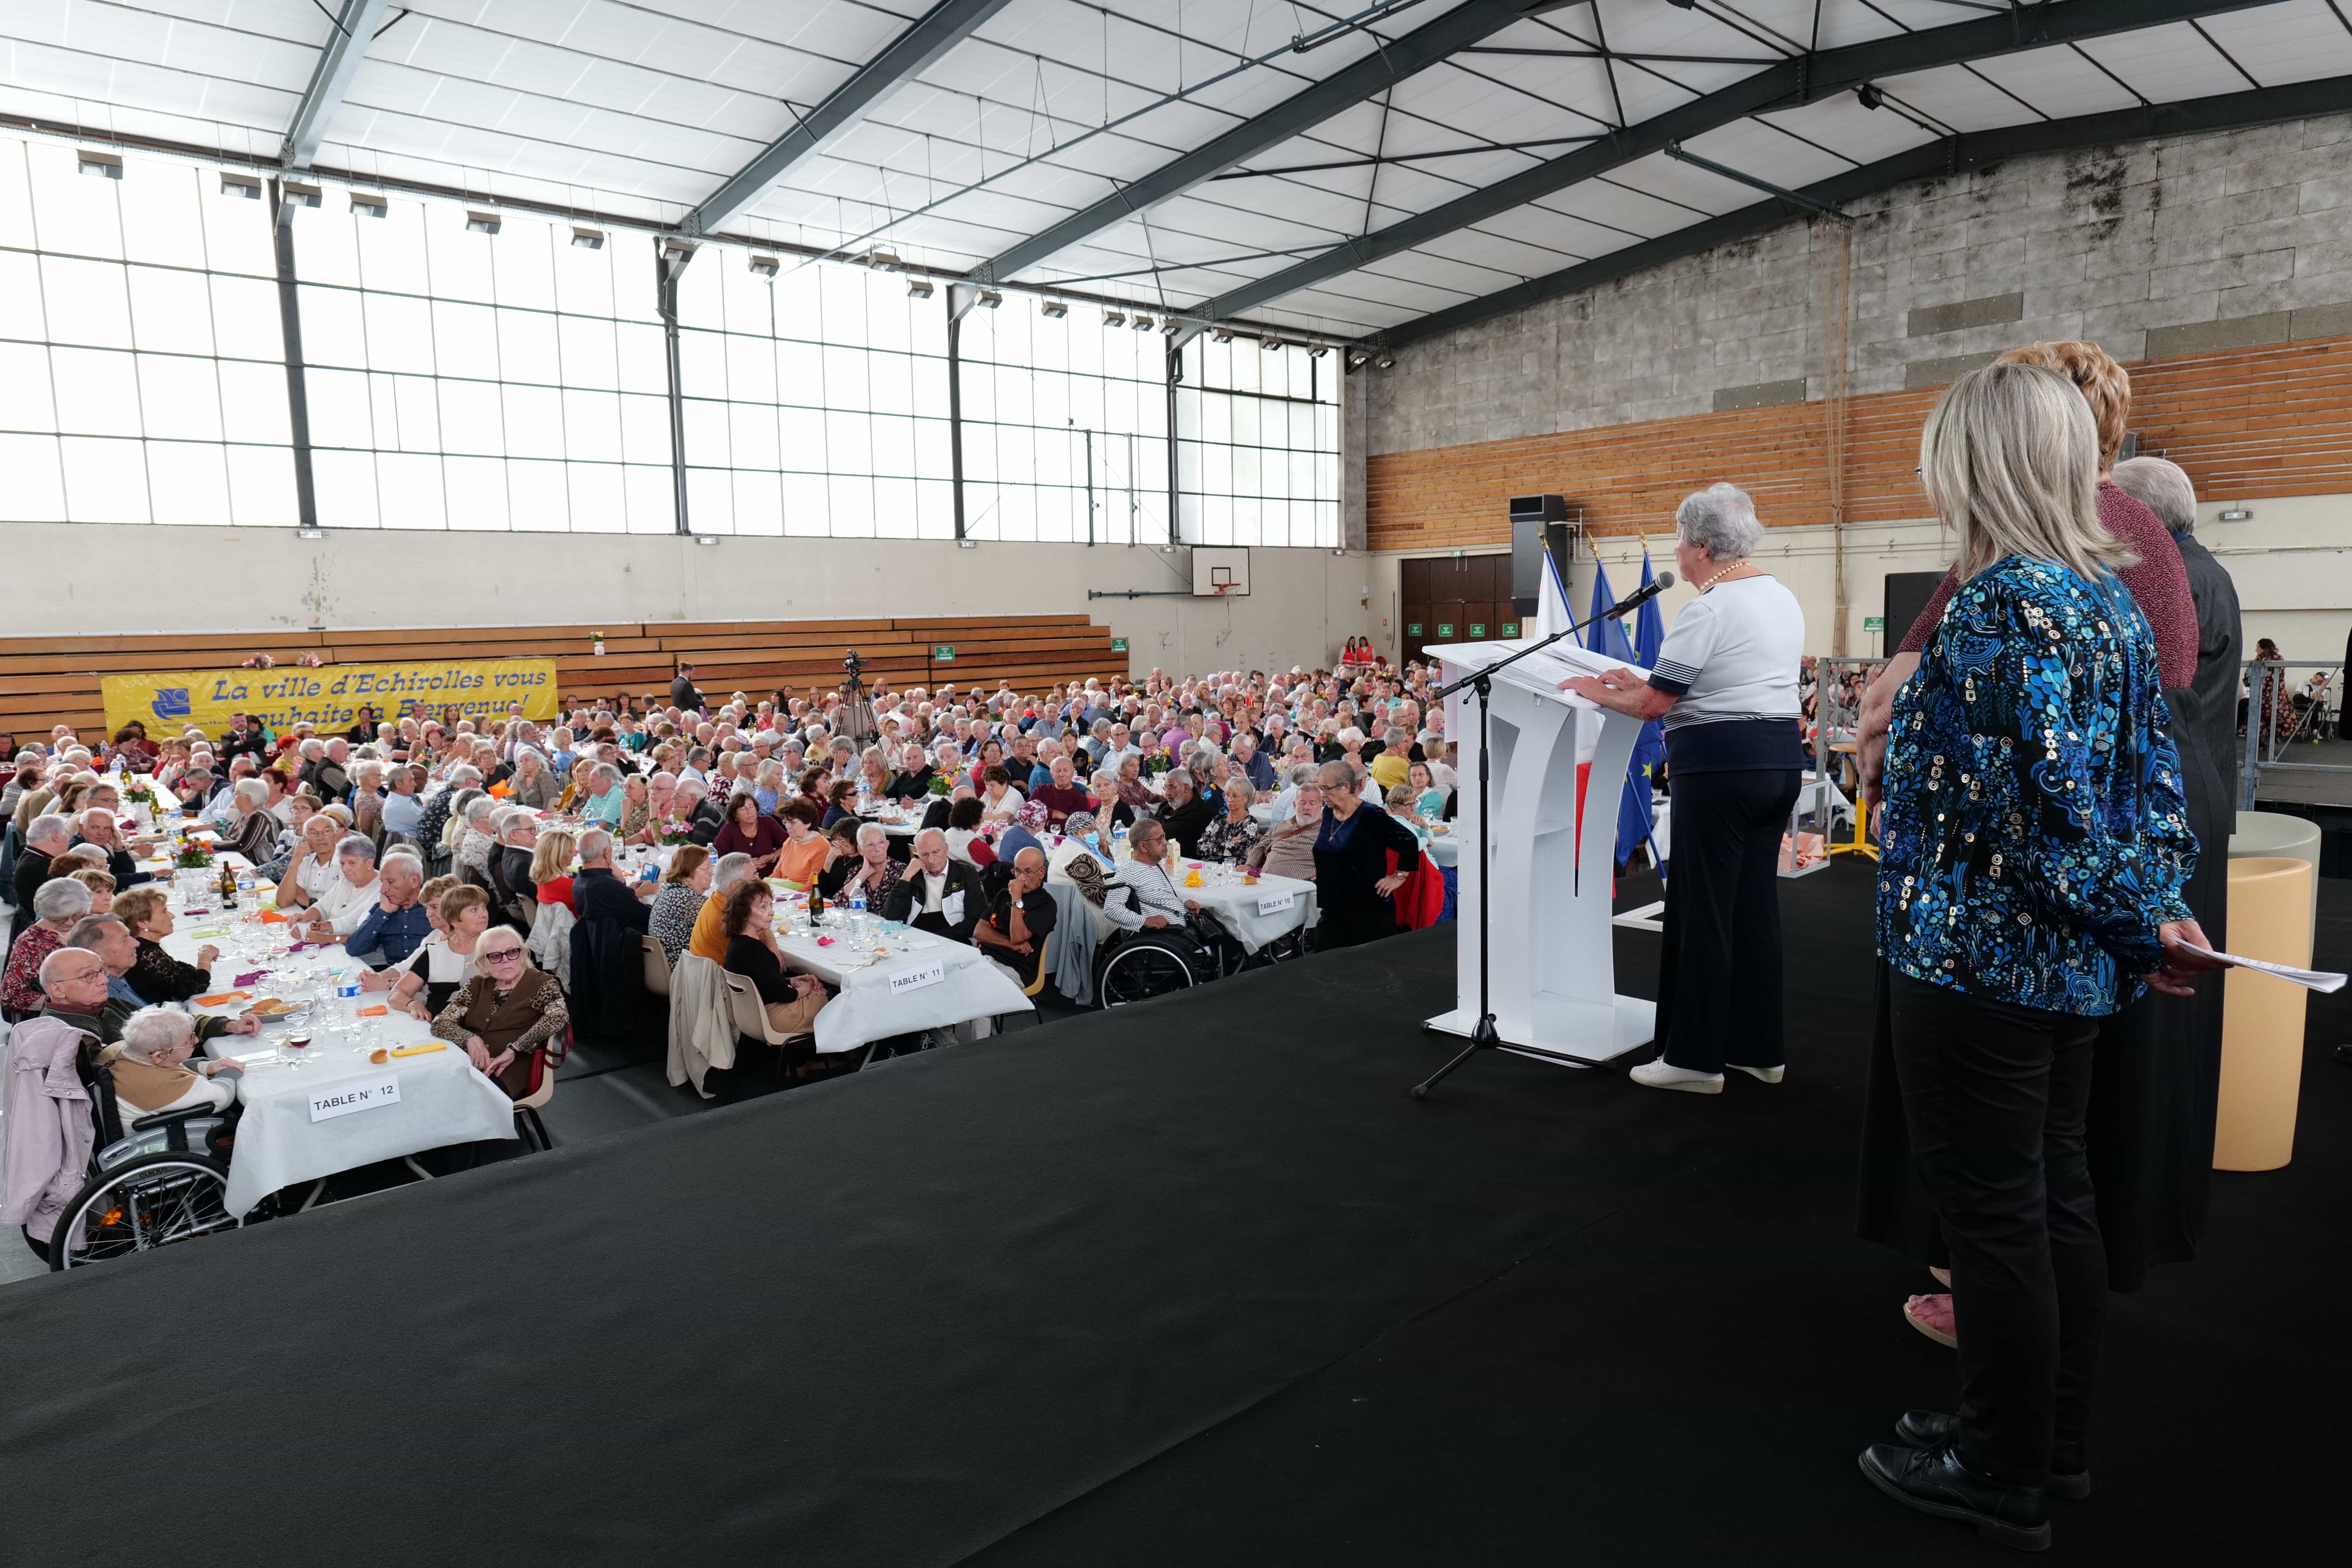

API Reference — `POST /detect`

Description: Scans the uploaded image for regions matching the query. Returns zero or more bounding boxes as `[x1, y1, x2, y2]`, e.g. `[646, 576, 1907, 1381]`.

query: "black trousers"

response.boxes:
[1653, 767, 1800, 1073]
[1316, 897, 1396, 951]
[1888, 971, 2105, 1488]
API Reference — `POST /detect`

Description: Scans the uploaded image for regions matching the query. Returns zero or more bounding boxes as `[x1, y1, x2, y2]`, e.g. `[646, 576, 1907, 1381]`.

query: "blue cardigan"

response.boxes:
[1877, 555, 2196, 1016]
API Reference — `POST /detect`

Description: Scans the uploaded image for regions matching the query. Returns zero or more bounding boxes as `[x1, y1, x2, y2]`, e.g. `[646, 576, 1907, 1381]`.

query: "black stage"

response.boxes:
[2, 863, 2340, 1564]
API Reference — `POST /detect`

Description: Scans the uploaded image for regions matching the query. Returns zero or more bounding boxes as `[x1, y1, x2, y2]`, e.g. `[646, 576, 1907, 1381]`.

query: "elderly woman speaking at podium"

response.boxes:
[1560, 483, 1806, 1094]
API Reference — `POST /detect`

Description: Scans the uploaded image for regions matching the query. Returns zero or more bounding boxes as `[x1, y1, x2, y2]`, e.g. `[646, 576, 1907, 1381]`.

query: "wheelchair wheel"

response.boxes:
[1096, 933, 1198, 1007]
[50, 1153, 239, 1270]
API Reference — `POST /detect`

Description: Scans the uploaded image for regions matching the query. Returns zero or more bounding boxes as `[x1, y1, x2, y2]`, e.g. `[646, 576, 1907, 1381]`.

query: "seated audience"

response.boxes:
[3, 877, 93, 1019]
[110, 887, 218, 1003]
[1248, 780, 1322, 883]
[944, 795, 996, 868]
[429, 927, 568, 1098]
[385, 884, 494, 1018]
[771, 799, 834, 890]
[1196, 776, 1263, 863]
[530, 828, 579, 915]
[972, 846, 1056, 989]
[347, 852, 432, 971]
[651, 845, 713, 968]
[1104, 819, 1198, 933]
[711, 791, 786, 875]
[883, 828, 984, 942]
[720, 880, 831, 1038]
[301, 834, 383, 947]
[96, 1005, 245, 1120]
[1151, 768, 1213, 858]
[689, 851, 758, 963]
[13, 815, 71, 914]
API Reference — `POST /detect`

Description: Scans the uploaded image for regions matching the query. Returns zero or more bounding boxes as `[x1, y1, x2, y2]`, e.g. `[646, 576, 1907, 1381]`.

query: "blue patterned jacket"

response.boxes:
[1877, 555, 2196, 1016]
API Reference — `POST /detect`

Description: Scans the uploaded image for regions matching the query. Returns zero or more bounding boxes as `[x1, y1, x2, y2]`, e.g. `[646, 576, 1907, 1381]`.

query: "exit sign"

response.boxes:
[1468, 622, 1486, 637]
[1436, 622, 1454, 637]
[1863, 616, 1885, 632]
[1110, 637, 1128, 653]
[1501, 621, 1519, 637]
[1406, 622, 1422, 636]
[932, 644, 956, 661]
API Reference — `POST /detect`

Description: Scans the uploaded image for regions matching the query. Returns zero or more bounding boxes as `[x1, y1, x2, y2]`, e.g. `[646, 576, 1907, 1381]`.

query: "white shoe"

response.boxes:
[1628, 1059, 1723, 1094]
[1728, 1063, 1785, 1084]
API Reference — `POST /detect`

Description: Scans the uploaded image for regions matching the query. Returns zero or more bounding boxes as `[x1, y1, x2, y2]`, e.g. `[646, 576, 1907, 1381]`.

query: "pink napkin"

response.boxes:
[234, 969, 271, 987]
[815, 936, 835, 947]
[287, 942, 319, 954]
[183, 906, 213, 916]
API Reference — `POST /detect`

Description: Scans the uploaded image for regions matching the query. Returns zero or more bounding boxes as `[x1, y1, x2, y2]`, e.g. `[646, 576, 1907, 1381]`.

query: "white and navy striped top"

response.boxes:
[1643, 575, 1807, 773]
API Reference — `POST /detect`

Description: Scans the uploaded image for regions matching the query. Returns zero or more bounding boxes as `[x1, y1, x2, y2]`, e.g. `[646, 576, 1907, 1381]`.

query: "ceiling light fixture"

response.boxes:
[1260, 336, 1284, 351]
[571, 226, 604, 249]
[1348, 350, 1372, 367]
[283, 181, 322, 208]
[907, 278, 935, 299]
[749, 254, 780, 276]
[1103, 310, 1127, 327]
[1212, 329, 1234, 343]
[1132, 314, 1156, 331]
[1041, 299, 1069, 318]
[866, 249, 903, 271]
[1856, 82, 1885, 111]
[465, 210, 501, 235]
[77, 151, 122, 180]
[220, 174, 261, 200]
[977, 289, 1003, 308]
[1376, 354, 1396, 370]
[1308, 345, 1328, 358]
[352, 193, 387, 218]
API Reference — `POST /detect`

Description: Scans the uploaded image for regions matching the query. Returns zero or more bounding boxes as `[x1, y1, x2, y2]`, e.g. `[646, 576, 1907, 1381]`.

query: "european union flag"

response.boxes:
[151, 688, 192, 720]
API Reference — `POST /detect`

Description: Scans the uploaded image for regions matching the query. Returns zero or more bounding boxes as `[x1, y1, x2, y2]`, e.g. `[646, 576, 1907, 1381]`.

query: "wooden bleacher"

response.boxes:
[0, 615, 1128, 741]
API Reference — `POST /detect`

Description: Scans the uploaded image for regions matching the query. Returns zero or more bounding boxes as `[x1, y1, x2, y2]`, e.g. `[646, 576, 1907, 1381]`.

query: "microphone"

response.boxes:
[1604, 570, 1675, 620]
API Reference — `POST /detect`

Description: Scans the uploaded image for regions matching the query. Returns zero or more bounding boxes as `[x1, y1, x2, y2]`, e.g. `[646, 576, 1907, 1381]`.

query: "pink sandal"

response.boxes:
[1904, 1292, 1956, 1348]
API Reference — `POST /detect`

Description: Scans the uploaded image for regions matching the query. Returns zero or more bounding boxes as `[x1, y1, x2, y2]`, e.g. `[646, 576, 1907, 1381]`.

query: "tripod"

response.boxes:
[1412, 602, 1654, 1100]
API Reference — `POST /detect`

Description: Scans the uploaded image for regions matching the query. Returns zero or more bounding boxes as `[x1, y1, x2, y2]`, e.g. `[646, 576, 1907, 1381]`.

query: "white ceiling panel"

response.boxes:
[0, 0, 2332, 340]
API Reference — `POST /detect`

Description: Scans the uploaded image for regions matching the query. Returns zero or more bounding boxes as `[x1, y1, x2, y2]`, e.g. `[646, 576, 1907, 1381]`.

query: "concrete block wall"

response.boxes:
[1365, 111, 2352, 457]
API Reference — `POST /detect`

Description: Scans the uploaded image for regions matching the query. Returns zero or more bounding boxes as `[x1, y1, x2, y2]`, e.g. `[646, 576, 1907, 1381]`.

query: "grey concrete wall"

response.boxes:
[1367, 111, 2352, 456]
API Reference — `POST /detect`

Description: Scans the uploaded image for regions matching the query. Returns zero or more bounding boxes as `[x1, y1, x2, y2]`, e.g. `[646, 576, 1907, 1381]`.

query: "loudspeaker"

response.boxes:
[1882, 571, 1945, 651]
[1509, 494, 1570, 617]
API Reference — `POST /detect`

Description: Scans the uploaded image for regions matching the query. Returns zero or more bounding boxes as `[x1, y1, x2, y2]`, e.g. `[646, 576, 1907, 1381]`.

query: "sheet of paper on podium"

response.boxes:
[1423, 639, 1652, 706]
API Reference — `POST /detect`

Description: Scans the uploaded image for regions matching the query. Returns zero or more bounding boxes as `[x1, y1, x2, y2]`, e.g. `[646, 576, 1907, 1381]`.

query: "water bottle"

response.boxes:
[237, 869, 255, 896]
[849, 890, 867, 937]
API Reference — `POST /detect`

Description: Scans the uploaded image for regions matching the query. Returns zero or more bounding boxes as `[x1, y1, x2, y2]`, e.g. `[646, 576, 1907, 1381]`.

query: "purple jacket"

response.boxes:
[1, 1015, 97, 1244]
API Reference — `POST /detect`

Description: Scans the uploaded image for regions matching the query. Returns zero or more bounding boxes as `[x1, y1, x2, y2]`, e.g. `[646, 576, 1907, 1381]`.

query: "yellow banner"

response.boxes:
[102, 659, 560, 739]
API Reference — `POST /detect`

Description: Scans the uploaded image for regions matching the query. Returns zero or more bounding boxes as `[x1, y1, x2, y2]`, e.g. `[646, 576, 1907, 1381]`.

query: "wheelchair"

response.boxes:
[48, 1065, 240, 1271]
[1090, 906, 1311, 1008]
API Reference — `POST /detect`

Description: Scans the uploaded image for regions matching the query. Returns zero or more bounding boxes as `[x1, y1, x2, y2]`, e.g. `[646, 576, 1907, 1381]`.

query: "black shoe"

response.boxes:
[1895, 1411, 2091, 1500]
[1860, 1435, 2051, 1552]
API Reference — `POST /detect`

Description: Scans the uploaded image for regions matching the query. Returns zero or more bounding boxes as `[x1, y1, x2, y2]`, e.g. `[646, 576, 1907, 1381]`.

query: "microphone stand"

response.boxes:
[1412, 591, 1660, 1100]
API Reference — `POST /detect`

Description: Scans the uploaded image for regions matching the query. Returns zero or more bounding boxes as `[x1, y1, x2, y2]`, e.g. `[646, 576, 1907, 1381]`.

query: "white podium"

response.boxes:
[1421, 639, 1657, 1070]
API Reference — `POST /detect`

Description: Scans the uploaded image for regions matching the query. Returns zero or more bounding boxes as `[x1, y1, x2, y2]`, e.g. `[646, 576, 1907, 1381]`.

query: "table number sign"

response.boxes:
[1256, 892, 1296, 916]
[889, 961, 947, 995]
[309, 1076, 402, 1123]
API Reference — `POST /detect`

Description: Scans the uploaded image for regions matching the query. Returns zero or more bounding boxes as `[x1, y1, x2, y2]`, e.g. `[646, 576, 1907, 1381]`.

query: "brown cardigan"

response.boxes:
[430, 967, 568, 1097]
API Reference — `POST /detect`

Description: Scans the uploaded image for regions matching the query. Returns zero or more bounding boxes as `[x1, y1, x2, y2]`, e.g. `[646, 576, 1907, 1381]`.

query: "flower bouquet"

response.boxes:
[174, 840, 216, 869]
[927, 773, 953, 797]
[659, 820, 695, 847]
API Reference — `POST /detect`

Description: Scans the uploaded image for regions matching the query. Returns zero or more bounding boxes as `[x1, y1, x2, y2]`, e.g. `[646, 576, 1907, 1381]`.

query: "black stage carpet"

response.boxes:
[2, 864, 2341, 1564]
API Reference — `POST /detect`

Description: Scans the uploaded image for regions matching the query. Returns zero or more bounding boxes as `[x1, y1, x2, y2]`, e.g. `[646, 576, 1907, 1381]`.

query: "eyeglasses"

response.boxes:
[482, 949, 524, 964]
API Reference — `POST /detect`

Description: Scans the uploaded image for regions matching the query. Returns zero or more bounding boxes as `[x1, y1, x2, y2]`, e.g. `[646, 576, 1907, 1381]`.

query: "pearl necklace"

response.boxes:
[1695, 559, 1752, 593]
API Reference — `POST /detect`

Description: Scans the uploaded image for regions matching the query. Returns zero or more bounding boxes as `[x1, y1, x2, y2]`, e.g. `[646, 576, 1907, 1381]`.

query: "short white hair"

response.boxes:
[381, 851, 424, 882]
[26, 815, 71, 848]
[1674, 482, 1762, 560]
[577, 827, 614, 863]
[235, 778, 269, 805]
[121, 1005, 196, 1059]
[336, 833, 377, 862]
[2109, 455, 2198, 535]
[33, 877, 93, 920]
[712, 851, 755, 888]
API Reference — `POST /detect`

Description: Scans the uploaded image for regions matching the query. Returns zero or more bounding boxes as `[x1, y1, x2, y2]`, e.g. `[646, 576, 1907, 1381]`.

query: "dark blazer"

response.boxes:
[568, 865, 652, 1040]
[881, 860, 984, 943]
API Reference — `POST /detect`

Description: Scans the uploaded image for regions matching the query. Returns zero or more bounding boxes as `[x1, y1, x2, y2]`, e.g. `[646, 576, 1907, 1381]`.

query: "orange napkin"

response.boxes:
[192, 990, 251, 1008]
[389, 1043, 446, 1057]
[357, 1004, 388, 1017]
[260, 909, 289, 924]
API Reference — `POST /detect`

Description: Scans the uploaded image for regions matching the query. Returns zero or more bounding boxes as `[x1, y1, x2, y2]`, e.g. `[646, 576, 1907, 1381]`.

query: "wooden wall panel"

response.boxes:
[1367, 334, 2352, 551]
[1, 616, 1126, 743]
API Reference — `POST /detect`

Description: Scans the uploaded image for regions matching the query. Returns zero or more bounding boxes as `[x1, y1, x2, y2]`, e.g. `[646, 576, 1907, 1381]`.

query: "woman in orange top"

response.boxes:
[770, 798, 836, 891]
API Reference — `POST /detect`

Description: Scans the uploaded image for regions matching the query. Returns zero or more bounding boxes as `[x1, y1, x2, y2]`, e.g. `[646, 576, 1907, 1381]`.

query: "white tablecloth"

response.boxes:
[1105, 848, 1317, 953]
[156, 865, 517, 1217]
[768, 898, 1031, 1054]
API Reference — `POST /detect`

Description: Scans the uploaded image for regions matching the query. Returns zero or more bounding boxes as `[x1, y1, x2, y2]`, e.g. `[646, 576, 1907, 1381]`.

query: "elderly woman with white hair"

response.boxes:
[220, 775, 281, 863]
[1, 876, 94, 1018]
[96, 1005, 246, 1122]
[507, 745, 559, 809]
[453, 793, 500, 877]
[1562, 481, 1808, 1095]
